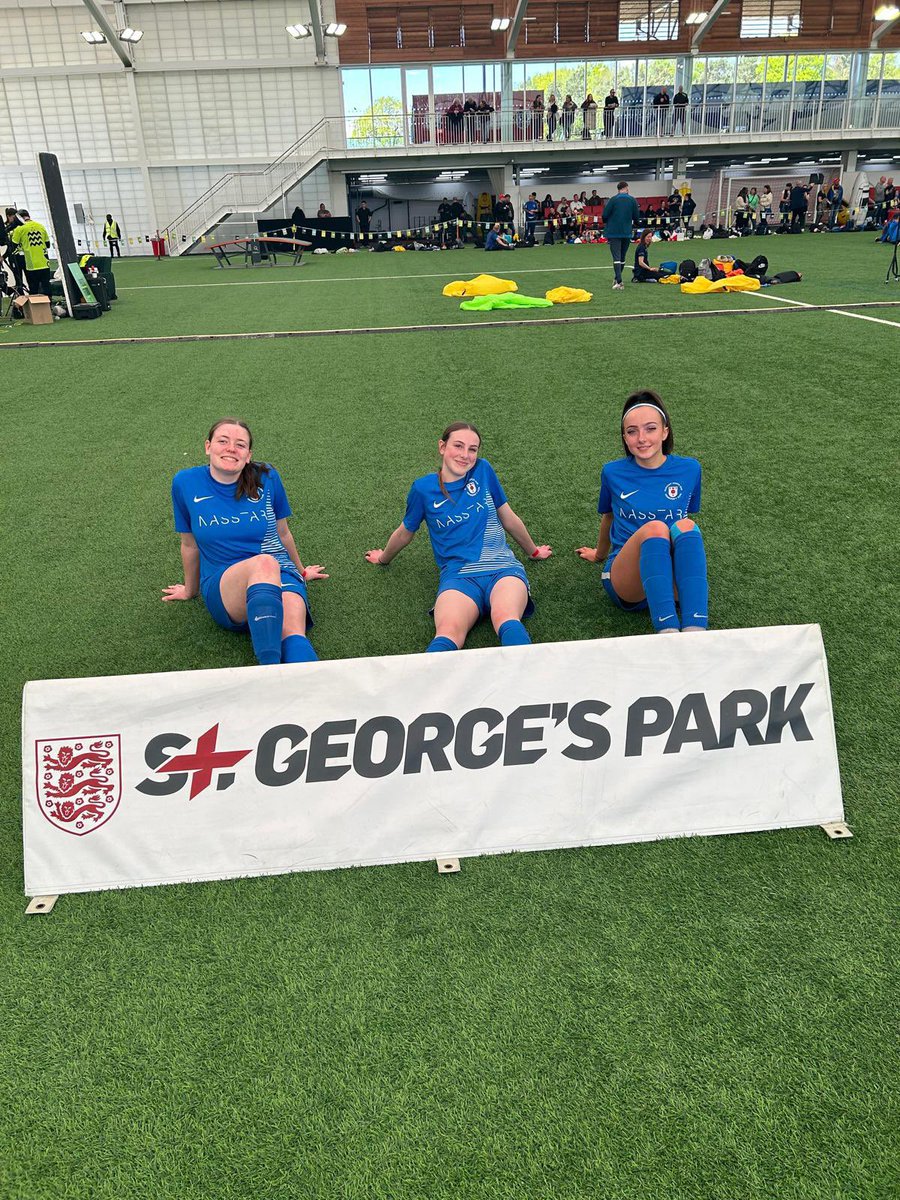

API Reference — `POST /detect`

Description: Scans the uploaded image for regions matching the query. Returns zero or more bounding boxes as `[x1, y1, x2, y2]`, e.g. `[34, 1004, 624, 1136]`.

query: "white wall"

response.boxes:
[0, 0, 343, 252]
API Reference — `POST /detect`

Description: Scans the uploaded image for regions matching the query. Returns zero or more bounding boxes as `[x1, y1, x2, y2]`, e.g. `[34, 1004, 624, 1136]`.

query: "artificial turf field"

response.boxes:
[1, 235, 897, 1199]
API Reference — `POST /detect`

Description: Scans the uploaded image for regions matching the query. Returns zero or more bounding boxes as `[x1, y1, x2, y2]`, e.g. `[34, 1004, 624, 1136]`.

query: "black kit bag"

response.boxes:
[769, 270, 802, 285]
[73, 301, 102, 319]
[678, 258, 698, 281]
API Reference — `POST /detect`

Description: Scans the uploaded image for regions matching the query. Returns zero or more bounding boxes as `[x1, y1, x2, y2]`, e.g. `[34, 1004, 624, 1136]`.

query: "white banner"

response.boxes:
[22, 625, 843, 896]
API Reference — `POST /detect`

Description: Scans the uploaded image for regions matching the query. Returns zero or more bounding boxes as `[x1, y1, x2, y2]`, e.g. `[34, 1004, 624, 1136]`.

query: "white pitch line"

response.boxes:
[118, 263, 615, 291]
[745, 288, 900, 329]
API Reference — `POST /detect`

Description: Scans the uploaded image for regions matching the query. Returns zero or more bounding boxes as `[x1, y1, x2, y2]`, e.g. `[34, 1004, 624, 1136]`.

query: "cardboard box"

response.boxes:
[24, 295, 53, 325]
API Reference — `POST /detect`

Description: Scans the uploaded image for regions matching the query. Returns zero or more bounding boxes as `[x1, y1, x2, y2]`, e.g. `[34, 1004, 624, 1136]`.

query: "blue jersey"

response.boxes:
[598, 454, 702, 555]
[171, 464, 298, 590]
[403, 458, 518, 576]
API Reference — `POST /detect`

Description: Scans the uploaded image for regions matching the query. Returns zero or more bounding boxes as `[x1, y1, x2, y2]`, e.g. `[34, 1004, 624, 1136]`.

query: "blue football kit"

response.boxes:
[597, 454, 702, 616]
[402, 458, 530, 615]
[171, 464, 309, 630]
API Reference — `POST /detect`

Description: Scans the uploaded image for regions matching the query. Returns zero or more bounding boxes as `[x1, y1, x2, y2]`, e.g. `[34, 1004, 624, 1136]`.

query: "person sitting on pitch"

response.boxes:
[632, 229, 662, 282]
[485, 223, 514, 250]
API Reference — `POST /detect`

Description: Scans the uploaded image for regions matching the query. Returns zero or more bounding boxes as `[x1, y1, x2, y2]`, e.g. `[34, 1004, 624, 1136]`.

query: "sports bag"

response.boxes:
[678, 258, 698, 281]
[769, 270, 802, 285]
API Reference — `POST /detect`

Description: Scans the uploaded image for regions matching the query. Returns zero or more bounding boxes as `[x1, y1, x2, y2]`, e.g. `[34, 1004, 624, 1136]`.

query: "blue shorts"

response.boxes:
[202, 564, 312, 632]
[435, 564, 534, 619]
[601, 553, 648, 613]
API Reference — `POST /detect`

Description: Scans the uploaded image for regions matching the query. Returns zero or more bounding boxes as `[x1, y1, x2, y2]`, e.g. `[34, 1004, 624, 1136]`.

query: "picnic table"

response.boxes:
[209, 236, 311, 269]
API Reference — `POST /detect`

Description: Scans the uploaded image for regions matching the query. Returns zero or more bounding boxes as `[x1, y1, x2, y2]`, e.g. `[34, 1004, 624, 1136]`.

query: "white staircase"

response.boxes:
[164, 120, 332, 255]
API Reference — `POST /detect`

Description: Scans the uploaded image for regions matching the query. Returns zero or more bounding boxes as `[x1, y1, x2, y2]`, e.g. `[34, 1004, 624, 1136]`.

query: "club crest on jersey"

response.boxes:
[665, 482, 683, 501]
[36, 736, 121, 836]
[465, 480, 479, 496]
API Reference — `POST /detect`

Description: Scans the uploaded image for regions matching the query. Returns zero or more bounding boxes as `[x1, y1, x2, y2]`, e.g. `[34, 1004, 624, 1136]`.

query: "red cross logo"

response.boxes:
[157, 724, 252, 799]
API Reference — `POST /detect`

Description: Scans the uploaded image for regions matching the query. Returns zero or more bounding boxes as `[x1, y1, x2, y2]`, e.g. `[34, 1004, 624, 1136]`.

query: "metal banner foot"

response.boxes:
[821, 822, 853, 840]
[26, 895, 59, 915]
[436, 857, 461, 874]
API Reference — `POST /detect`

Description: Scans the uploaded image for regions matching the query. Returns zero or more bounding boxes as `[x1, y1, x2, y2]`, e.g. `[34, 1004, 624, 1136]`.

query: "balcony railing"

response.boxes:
[343, 95, 900, 150]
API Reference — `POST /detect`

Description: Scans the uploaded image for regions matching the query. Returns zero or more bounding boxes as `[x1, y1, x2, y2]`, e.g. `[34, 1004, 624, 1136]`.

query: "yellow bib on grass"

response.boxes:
[544, 286, 592, 303]
[442, 274, 518, 298]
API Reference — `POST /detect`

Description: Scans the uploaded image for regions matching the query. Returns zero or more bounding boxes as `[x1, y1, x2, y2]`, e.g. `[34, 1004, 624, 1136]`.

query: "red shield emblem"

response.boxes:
[35, 736, 121, 836]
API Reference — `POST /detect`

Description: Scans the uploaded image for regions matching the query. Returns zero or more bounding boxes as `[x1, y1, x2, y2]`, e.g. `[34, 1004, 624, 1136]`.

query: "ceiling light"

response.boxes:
[685, 11, 708, 24]
[118, 27, 143, 42]
[491, 17, 511, 31]
[80, 30, 106, 44]
[874, 5, 900, 19]
[286, 23, 312, 37]
[324, 22, 347, 36]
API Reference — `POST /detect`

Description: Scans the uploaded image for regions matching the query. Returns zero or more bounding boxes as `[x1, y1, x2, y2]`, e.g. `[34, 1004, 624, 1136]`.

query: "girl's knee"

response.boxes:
[674, 518, 697, 534]
[642, 520, 671, 540]
[248, 553, 281, 580]
[434, 622, 466, 647]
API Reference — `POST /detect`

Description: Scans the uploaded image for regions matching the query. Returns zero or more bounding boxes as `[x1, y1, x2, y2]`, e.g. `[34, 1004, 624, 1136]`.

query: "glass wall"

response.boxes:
[341, 51, 900, 145]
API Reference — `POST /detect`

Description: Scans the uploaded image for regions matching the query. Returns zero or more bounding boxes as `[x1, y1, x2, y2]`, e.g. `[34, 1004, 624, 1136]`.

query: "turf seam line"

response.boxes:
[118, 264, 616, 291]
[4, 300, 899, 351]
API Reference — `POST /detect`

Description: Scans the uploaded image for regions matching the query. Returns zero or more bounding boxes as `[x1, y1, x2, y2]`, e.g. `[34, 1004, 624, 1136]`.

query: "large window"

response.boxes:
[618, 0, 679, 42]
[740, 0, 800, 39]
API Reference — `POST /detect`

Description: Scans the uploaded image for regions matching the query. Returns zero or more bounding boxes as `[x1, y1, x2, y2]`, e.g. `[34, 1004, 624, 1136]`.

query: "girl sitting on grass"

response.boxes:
[576, 391, 708, 633]
[163, 418, 327, 664]
[365, 422, 551, 651]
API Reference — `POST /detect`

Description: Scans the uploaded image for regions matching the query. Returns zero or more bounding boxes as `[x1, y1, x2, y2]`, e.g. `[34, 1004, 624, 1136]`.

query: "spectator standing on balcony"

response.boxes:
[603, 89, 619, 138]
[581, 94, 598, 139]
[561, 95, 577, 140]
[603, 180, 640, 291]
[446, 100, 464, 144]
[530, 95, 544, 140]
[463, 98, 477, 142]
[672, 86, 689, 134]
[547, 95, 559, 140]
[653, 87, 670, 136]
[317, 203, 332, 218]
[477, 98, 494, 143]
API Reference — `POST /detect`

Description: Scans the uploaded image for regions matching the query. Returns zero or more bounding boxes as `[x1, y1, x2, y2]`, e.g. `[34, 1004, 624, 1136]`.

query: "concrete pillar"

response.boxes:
[500, 60, 514, 142]
[848, 51, 868, 100]
[673, 156, 689, 179]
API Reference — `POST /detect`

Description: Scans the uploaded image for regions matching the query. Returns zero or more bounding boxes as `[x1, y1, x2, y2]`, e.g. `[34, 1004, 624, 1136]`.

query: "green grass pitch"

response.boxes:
[1, 235, 897, 1200]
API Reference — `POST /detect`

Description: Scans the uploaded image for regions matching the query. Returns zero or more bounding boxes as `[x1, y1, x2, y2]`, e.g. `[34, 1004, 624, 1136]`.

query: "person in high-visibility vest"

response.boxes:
[103, 214, 122, 257]
[10, 209, 51, 297]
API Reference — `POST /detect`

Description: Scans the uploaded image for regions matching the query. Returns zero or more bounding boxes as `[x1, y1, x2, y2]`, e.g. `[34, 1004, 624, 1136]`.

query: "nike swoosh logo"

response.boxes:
[620, 490, 639, 499]
[659, 614, 675, 622]
[193, 495, 213, 503]
[433, 498, 450, 508]
[253, 615, 276, 622]
[693, 613, 707, 619]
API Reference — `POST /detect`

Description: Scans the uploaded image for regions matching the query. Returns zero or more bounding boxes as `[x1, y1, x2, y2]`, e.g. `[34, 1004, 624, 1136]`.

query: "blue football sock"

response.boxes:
[639, 536, 679, 632]
[281, 634, 318, 663]
[426, 635, 458, 653]
[671, 526, 709, 630]
[498, 619, 531, 646]
[246, 582, 283, 664]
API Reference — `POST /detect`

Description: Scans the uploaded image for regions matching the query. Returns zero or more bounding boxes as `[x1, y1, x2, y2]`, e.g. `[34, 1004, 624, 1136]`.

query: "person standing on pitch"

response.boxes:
[103, 213, 122, 257]
[11, 209, 51, 296]
[576, 390, 708, 634]
[602, 181, 640, 291]
[364, 422, 551, 652]
[163, 419, 327, 665]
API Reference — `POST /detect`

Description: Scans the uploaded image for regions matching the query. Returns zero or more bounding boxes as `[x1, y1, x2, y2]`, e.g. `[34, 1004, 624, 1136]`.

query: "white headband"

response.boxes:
[622, 403, 667, 424]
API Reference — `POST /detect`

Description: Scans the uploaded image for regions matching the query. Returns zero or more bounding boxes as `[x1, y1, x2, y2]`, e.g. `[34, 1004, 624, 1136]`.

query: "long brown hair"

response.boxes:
[206, 418, 270, 500]
[437, 421, 481, 499]
[620, 391, 674, 456]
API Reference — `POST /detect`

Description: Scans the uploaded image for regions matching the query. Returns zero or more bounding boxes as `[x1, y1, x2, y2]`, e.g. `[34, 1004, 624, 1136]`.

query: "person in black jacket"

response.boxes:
[789, 181, 811, 233]
[3, 207, 25, 291]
